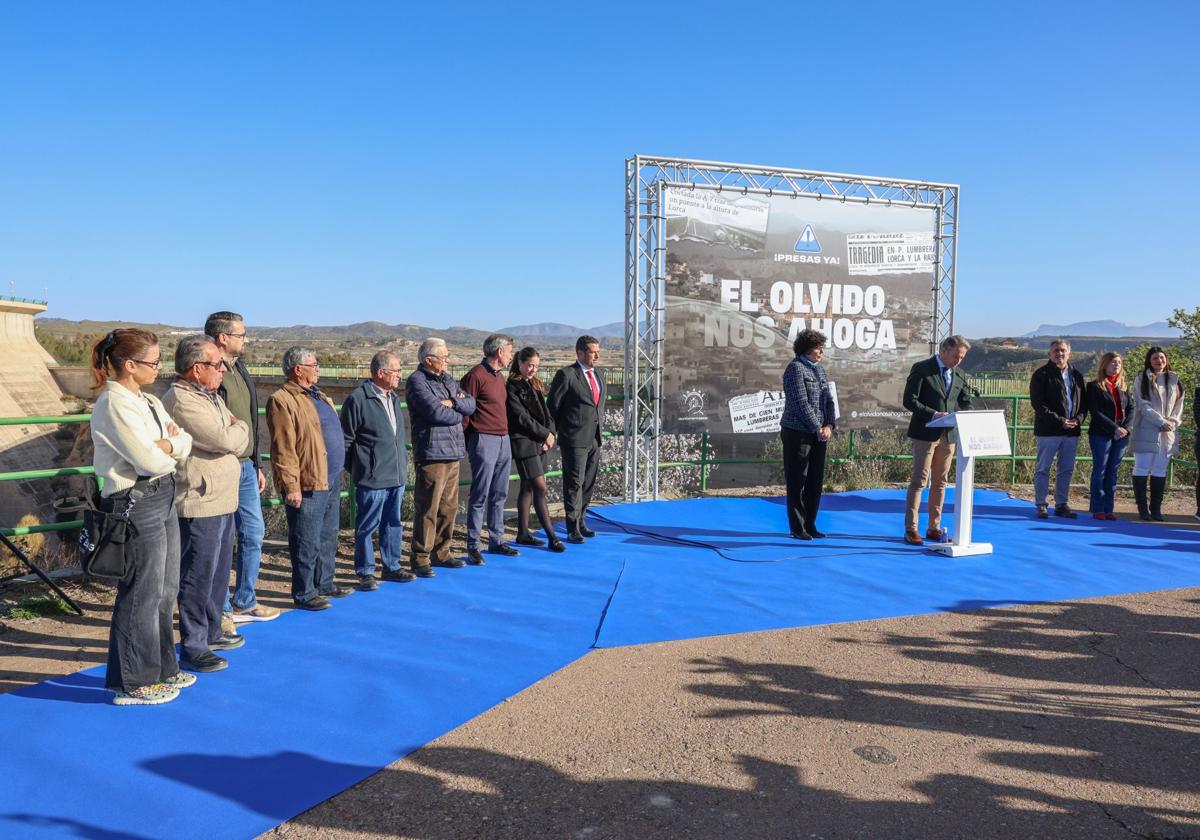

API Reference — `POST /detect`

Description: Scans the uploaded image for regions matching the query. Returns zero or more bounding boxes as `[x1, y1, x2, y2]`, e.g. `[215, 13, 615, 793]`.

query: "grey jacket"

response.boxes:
[405, 367, 476, 462]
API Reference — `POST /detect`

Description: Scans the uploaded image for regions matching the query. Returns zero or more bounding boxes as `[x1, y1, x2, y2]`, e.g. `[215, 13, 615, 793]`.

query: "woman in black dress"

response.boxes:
[507, 347, 565, 552]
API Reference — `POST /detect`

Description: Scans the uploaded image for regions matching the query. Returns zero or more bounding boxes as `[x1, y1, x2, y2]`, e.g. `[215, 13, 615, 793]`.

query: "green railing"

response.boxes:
[0, 294, 49, 306]
[1, 394, 1195, 542]
[240, 365, 627, 388]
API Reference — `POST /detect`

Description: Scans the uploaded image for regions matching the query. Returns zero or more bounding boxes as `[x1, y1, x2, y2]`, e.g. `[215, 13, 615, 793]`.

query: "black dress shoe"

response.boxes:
[181, 652, 228, 673]
[567, 531, 585, 544]
[515, 534, 545, 547]
[488, 543, 520, 556]
[296, 596, 331, 611]
[578, 524, 597, 538]
[790, 530, 813, 541]
[548, 538, 566, 553]
[805, 527, 828, 538]
[210, 632, 245, 651]
[321, 585, 352, 599]
[464, 549, 485, 566]
[381, 568, 414, 583]
[437, 556, 467, 569]
[411, 564, 436, 578]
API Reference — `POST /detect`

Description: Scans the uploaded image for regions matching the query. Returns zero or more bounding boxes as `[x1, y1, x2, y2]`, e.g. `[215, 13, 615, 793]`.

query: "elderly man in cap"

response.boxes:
[163, 335, 250, 673]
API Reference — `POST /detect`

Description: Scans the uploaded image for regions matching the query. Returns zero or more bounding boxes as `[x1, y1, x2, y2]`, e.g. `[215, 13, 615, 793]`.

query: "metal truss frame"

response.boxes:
[623, 155, 959, 502]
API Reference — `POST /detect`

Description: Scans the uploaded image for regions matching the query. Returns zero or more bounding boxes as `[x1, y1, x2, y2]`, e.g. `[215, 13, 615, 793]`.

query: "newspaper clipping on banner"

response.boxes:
[661, 186, 937, 434]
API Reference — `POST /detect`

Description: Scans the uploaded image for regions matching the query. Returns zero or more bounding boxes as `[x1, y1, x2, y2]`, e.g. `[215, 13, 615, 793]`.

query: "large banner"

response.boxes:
[661, 186, 937, 433]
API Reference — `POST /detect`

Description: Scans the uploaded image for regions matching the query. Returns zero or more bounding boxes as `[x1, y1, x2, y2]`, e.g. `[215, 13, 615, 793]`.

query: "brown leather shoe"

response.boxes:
[925, 527, 946, 542]
[903, 531, 924, 546]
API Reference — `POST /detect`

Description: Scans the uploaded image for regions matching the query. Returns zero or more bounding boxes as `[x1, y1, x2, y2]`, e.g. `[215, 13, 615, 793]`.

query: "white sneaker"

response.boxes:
[112, 683, 180, 706]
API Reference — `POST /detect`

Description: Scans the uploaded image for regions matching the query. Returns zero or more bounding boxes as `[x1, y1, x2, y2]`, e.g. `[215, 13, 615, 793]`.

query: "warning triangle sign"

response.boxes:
[794, 225, 821, 253]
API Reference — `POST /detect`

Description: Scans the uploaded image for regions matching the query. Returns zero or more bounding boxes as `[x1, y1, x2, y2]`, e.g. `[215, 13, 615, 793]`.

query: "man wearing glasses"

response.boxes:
[267, 347, 351, 610]
[163, 336, 250, 673]
[205, 311, 280, 626]
[340, 351, 413, 590]
[405, 338, 476, 576]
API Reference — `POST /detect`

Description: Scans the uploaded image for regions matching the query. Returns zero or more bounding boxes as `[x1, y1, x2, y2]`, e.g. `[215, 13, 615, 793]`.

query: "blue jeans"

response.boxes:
[1034, 435, 1079, 507]
[353, 484, 404, 575]
[466, 432, 512, 550]
[227, 459, 266, 611]
[285, 489, 340, 603]
[1088, 433, 1128, 514]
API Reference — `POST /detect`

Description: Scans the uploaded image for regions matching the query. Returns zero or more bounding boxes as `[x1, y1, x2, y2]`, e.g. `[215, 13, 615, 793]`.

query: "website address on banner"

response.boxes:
[851, 409, 909, 419]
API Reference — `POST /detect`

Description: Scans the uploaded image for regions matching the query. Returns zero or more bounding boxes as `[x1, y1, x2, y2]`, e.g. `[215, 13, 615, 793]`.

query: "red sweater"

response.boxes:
[461, 361, 509, 435]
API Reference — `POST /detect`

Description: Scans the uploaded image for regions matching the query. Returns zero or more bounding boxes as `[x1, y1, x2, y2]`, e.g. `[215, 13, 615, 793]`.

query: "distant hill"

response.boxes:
[1022, 320, 1179, 338]
[33, 317, 623, 348]
[498, 321, 624, 339]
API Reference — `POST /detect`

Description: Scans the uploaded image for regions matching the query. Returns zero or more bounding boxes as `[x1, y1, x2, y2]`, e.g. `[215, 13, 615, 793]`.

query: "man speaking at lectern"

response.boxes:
[902, 335, 974, 545]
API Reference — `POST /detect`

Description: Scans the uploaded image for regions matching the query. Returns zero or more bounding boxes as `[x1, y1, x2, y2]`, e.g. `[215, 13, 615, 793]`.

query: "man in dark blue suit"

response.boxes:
[547, 335, 606, 543]
[902, 335, 974, 545]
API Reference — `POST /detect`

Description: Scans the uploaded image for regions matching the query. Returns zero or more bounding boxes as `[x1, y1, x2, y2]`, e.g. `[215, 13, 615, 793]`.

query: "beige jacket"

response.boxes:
[91, 381, 192, 497]
[266, 380, 336, 494]
[163, 378, 250, 518]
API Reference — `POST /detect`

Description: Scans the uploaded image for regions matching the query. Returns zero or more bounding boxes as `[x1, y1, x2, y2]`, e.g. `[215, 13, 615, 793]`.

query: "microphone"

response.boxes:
[965, 379, 993, 410]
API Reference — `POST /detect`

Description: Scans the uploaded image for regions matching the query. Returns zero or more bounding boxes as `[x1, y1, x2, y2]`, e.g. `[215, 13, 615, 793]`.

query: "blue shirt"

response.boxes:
[1062, 367, 1074, 416]
[308, 387, 345, 483]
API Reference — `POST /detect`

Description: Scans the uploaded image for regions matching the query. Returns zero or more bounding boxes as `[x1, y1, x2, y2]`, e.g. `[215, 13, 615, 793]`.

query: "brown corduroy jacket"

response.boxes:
[266, 380, 336, 494]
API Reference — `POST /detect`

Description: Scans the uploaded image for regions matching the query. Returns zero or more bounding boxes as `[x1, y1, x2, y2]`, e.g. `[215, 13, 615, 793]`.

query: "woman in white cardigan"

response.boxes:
[1128, 346, 1185, 522]
[90, 329, 193, 705]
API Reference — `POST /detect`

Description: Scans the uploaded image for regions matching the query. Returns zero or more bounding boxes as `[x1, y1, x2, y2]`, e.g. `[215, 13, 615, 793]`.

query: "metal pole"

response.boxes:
[1010, 396, 1019, 485]
[700, 431, 709, 493]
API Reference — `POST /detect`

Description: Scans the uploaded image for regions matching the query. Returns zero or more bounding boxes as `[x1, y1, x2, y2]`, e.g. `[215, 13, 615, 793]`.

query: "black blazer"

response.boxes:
[1030, 362, 1087, 437]
[547, 364, 606, 449]
[903, 356, 973, 442]
[1084, 380, 1133, 438]
[506, 378, 556, 461]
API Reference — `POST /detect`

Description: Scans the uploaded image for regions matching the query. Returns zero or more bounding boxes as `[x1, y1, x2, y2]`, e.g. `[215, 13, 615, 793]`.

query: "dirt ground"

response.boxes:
[266, 588, 1200, 840]
[2, 486, 1198, 839]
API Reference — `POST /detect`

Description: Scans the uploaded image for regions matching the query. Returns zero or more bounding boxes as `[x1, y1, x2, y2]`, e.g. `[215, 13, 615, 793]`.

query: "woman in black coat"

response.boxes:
[506, 347, 565, 552]
[1084, 351, 1134, 520]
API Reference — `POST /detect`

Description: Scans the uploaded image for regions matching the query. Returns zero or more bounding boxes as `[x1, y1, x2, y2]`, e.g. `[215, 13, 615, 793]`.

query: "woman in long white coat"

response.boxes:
[1128, 346, 1185, 521]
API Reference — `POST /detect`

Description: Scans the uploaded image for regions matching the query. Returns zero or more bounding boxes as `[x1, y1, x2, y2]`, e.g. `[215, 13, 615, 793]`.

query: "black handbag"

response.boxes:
[79, 480, 137, 580]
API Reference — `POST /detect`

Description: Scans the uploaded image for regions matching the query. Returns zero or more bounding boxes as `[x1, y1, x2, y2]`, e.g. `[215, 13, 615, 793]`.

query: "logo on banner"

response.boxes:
[794, 225, 821, 253]
[679, 388, 707, 421]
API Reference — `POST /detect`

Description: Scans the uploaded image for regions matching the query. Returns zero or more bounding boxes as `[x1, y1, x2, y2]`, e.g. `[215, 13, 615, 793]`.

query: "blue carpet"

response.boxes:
[588, 489, 1200, 647]
[2, 489, 1197, 838]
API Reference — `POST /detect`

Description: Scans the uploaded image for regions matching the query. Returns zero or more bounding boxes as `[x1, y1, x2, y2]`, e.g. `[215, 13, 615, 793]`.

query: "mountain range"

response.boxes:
[1021, 320, 1179, 338]
[34, 318, 625, 346]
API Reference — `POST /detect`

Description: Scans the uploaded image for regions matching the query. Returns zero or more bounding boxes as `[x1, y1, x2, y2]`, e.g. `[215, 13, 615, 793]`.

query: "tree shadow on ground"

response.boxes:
[132, 742, 1198, 840]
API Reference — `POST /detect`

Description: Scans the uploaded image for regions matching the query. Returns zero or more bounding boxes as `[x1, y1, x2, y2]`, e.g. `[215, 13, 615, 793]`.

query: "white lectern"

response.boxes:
[924, 410, 1011, 557]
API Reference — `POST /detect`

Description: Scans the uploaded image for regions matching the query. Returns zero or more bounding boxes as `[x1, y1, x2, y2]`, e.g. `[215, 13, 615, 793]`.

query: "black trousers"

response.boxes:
[105, 475, 180, 692]
[561, 444, 600, 532]
[781, 427, 827, 535]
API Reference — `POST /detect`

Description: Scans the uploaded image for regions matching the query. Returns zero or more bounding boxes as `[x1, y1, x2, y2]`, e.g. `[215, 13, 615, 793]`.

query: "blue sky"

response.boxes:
[1, 2, 1196, 337]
